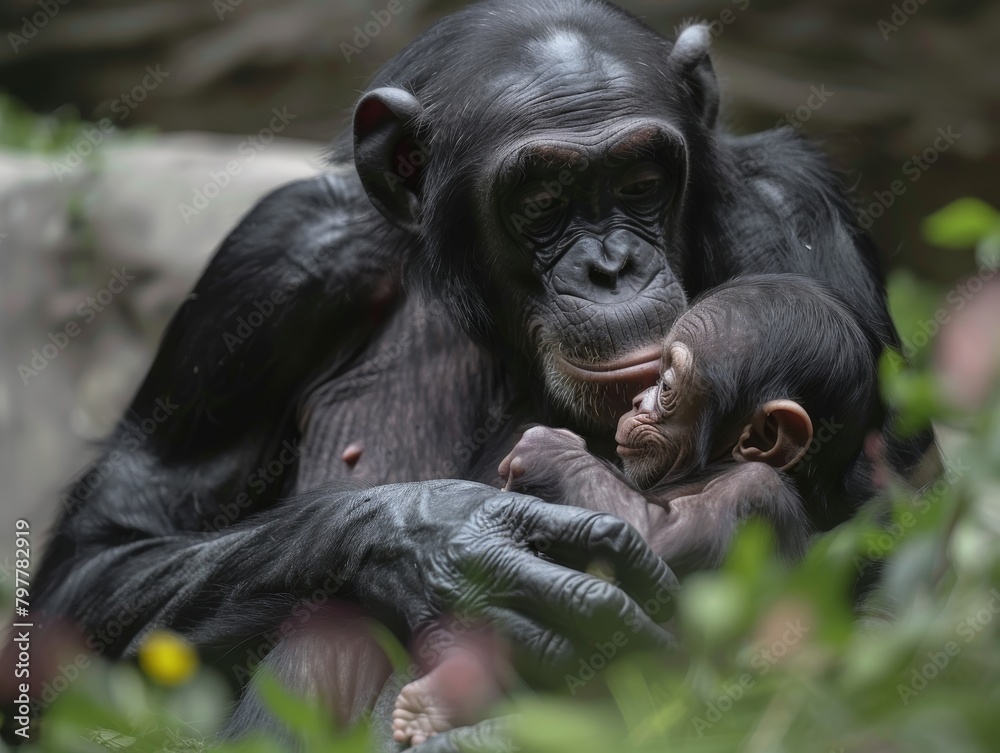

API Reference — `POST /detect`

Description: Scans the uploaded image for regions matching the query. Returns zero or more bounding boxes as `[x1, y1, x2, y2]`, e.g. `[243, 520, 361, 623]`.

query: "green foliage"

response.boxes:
[9, 198, 1000, 752]
[922, 198, 1000, 251]
[0, 95, 89, 153]
[0, 94, 152, 159]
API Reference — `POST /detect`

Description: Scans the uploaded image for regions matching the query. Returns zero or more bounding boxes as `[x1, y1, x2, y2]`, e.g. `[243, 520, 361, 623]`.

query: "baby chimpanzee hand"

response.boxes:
[498, 426, 589, 492]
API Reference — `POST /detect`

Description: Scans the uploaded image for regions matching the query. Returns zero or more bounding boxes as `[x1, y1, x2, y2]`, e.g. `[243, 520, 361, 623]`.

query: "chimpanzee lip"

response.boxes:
[616, 444, 645, 458]
[556, 345, 662, 385]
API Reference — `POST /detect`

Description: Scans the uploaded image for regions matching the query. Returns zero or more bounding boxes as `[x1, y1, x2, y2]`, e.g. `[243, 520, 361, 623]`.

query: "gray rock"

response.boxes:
[0, 134, 325, 560]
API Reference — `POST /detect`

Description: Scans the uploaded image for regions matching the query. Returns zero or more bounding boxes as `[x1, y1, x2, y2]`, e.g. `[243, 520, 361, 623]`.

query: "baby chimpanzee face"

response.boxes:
[614, 340, 705, 488]
[614, 307, 815, 490]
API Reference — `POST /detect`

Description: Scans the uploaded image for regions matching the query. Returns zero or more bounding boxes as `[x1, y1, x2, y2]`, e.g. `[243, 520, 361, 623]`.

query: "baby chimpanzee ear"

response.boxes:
[733, 400, 814, 471]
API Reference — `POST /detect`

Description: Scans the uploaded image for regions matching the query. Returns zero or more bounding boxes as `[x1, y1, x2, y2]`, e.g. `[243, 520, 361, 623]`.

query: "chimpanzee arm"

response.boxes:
[500, 427, 811, 575]
[499, 426, 657, 538]
[34, 170, 397, 636]
[643, 464, 812, 574]
[34, 175, 676, 672]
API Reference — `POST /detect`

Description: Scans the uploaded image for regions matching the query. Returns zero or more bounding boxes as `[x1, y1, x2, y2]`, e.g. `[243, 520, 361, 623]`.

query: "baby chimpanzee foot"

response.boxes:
[392, 668, 454, 746]
[391, 644, 506, 747]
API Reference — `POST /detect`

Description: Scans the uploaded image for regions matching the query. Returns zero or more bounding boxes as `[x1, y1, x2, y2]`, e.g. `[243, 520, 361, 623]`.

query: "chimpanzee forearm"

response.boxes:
[499, 428, 815, 574]
[642, 463, 813, 573]
[39, 470, 678, 667]
[500, 427, 660, 539]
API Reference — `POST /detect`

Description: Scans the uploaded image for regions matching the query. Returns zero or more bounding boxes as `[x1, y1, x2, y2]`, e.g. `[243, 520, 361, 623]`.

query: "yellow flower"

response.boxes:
[137, 630, 198, 686]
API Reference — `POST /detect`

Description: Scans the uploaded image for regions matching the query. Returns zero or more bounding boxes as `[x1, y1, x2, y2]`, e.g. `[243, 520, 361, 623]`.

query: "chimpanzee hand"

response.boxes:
[498, 426, 589, 493]
[497, 426, 663, 549]
[340, 480, 677, 680]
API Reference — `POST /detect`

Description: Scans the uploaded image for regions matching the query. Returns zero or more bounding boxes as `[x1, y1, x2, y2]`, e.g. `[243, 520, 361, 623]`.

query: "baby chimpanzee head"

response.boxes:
[615, 274, 885, 527]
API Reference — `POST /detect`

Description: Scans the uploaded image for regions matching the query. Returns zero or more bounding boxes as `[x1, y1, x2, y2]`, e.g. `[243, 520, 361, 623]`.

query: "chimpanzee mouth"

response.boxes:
[615, 444, 647, 458]
[555, 345, 662, 386]
[553, 345, 662, 427]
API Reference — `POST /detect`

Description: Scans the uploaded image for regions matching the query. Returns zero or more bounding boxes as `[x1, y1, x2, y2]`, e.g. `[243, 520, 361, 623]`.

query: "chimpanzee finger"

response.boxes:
[474, 605, 578, 676]
[479, 603, 673, 695]
[493, 496, 679, 623]
[481, 546, 676, 655]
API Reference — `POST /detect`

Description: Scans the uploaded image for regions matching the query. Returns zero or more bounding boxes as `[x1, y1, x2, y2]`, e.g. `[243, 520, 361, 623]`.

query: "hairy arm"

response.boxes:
[501, 427, 812, 575]
[644, 463, 812, 574]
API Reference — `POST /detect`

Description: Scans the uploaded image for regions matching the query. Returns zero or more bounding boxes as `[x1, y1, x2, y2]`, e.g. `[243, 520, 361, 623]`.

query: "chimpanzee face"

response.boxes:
[483, 122, 690, 430]
[354, 24, 719, 432]
[615, 342, 704, 487]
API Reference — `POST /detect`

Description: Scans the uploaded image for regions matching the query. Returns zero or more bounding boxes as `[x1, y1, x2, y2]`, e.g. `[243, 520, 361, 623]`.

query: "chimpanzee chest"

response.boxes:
[292, 296, 520, 491]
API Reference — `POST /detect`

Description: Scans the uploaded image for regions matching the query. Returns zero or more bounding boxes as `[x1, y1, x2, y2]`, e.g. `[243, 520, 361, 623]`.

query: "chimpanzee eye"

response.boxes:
[660, 368, 675, 390]
[518, 185, 568, 214]
[510, 185, 570, 244]
[656, 366, 681, 413]
[617, 165, 668, 202]
[620, 178, 659, 198]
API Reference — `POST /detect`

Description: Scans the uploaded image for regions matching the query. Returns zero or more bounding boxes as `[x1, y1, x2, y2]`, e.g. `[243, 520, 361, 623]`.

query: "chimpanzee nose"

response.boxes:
[586, 230, 634, 290]
[634, 386, 658, 413]
[550, 229, 652, 303]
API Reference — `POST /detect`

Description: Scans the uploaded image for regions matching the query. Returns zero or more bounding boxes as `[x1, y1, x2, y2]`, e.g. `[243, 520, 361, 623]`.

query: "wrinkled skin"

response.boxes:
[616, 341, 705, 487]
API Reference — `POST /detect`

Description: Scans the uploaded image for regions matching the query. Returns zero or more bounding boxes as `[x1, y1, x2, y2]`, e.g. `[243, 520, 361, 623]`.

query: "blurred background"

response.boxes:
[0, 0, 997, 571]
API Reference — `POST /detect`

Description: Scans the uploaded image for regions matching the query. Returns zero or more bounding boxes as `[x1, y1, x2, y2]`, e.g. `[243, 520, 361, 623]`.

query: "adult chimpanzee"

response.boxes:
[25, 0, 929, 747]
[392, 274, 885, 746]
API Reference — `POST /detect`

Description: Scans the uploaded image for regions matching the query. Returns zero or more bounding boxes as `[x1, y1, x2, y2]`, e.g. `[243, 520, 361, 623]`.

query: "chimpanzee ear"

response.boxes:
[733, 400, 814, 471]
[354, 87, 427, 233]
[668, 24, 719, 128]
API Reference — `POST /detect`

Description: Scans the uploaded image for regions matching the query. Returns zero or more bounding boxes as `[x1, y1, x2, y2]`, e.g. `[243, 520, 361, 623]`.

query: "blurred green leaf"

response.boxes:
[880, 349, 942, 435]
[255, 673, 333, 750]
[923, 198, 1000, 249]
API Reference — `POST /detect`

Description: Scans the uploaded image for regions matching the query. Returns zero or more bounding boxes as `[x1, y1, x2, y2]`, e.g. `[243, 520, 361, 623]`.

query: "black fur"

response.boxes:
[679, 273, 885, 532]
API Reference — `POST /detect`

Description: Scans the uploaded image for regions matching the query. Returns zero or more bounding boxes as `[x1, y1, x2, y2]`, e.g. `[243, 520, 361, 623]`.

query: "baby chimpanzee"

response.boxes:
[500, 272, 887, 571]
[392, 273, 885, 745]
